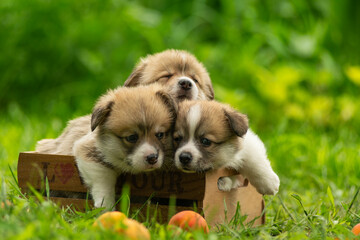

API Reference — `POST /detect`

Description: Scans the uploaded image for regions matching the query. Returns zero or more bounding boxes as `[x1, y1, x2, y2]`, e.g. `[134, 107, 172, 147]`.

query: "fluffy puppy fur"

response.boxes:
[36, 84, 177, 209]
[173, 100, 280, 195]
[124, 49, 214, 101]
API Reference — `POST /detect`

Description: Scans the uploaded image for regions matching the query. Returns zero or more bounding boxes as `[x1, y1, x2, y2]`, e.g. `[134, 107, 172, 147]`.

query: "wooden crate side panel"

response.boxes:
[18, 152, 87, 193]
[203, 169, 265, 227]
[119, 171, 205, 200]
[18, 152, 206, 200]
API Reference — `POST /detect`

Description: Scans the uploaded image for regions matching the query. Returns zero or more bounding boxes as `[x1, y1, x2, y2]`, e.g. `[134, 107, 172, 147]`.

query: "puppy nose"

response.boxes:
[179, 152, 192, 165]
[178, 79, 192, 90]
[146, 153, 158, 165]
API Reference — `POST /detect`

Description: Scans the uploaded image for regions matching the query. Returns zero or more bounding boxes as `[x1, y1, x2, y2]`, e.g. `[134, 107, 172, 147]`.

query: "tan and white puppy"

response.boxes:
[124, 49, 214, 101]
[36, 84, 176, 209]
[173, 100, 280, 195]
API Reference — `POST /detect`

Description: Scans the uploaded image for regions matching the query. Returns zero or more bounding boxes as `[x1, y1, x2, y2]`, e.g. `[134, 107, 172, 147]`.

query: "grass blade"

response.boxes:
[278, 195, 296, 222]
[346, 186, 360, 215]
[8, 164, 18, 186]
[120, 184, 130, 216]
[45, 177, 50, 200]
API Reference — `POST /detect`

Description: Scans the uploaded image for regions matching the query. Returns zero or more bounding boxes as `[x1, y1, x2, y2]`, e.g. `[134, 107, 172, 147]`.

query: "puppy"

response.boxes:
[173, 100, 280, 195]
[36, 84, 177, 209]
[124, 49, 214, 101]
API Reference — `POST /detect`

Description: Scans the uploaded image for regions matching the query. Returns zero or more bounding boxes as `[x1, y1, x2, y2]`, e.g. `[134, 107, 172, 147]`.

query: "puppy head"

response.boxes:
[173, 100, 248, 172]
[91, 84, 177, 173]
[124, 49, 214, 101]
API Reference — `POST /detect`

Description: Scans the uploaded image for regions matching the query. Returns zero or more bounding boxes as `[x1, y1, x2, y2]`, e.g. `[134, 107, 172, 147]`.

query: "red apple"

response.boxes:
[168, 210, 209, 233]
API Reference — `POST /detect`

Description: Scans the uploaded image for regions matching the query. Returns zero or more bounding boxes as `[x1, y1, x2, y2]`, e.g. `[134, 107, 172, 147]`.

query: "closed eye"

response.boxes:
[191, 75, 199, 84]
[159, 74, 173, 80]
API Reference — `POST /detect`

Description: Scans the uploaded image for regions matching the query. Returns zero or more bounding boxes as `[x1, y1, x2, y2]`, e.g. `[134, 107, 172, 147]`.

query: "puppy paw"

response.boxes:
[217, 177, 233, 191]
[252, 172, 280, 195]
[218, 176, 241, 192]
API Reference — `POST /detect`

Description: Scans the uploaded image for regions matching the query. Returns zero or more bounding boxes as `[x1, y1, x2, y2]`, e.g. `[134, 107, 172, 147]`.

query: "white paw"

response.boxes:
[217, 177, 233, 191]
[252, 172, 280, 195]
[217, 176, 242, 192]
[232, 178, 242, 189]
[93, 195, 115, 210]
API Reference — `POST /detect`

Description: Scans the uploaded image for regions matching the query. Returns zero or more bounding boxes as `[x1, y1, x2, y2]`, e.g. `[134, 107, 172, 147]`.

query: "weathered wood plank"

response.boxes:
[18, 152, 265, 226]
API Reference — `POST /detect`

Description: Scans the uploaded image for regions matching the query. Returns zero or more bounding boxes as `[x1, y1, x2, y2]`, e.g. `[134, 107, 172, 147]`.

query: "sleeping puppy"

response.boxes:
[124, 49, 214, 101]
[173, 100, 280, 195]
[36, 84, 177, 209]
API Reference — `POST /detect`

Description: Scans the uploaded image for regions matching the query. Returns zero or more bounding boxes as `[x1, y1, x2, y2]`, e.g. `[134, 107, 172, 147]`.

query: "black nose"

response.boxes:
[178, 79, 192, 90]
[146, 153, 158, 165]
[179, 152, 192, 165]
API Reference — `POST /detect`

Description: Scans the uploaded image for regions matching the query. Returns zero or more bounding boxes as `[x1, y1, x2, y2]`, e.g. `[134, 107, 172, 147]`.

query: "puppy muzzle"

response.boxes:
[146, 153, 158, 165]
[176, 77, 199, 100]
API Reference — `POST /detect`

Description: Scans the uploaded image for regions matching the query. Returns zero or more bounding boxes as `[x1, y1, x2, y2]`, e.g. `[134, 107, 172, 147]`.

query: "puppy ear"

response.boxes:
[202, 72, 214, 100]
[206, 83, 215, 100]
[91, 98, 114, 131]
[224, 109, 248, 137]
[156, 90, 178, 119]
[123, 60, 147, 87]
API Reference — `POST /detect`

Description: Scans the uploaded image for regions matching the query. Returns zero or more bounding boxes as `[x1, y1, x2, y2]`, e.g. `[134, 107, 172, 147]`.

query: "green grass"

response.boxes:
[1, 110, 359, 239]
[1, 0, 360, 239]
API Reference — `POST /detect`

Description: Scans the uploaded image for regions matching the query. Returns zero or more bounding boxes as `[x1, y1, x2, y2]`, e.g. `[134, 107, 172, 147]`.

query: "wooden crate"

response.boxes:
[17, 152, 265, 226]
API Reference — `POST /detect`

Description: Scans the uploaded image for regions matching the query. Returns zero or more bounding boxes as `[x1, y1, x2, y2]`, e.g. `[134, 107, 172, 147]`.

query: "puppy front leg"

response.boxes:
[74, 135, 118, 210]
[236, 130, 280, 195]
[241, 159, 280, 195]
[76, 158, 117, 210]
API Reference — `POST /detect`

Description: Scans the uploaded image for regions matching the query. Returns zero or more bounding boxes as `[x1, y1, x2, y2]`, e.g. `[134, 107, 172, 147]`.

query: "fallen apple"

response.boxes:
[93, 211, 127, 229]
[352, 223, 360, 236]
[93, 211, 150, 240]
[168, 210, 209, 233]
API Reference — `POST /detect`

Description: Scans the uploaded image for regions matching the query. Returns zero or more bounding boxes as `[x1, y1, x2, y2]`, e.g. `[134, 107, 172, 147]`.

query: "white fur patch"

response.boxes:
[181, 53, 187, 62]
[187, 103, 201, 138]
[226, 129, 280, 195]
[128, 142, 162, 171]
[174, 104, 203, 170]
[174, 140, 202, 170]
[217, 176, 242, 192]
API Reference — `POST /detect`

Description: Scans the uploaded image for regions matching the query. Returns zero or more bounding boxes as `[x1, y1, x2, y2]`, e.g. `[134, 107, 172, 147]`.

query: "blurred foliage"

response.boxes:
[1, 1, 360, 238]
[1, 0, 360, 131]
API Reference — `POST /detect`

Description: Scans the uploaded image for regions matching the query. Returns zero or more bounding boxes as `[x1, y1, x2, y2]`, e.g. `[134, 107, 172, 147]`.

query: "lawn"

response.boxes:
[1, 0, 359, 239]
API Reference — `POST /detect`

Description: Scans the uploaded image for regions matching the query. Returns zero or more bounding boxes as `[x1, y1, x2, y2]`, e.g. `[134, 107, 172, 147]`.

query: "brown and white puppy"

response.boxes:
[124, 49, 214, 101]
[36, 84, 176, 209]
[173, 100, 280, 195]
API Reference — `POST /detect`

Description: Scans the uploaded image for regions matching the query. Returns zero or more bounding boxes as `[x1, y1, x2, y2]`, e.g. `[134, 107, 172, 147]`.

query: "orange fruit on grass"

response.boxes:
[119, 218, 151, 240]
[93, 211, 127, 229]
[93, 211, 150, 240]
[352, 223, 360, 236]
[169, 210, 209, 233]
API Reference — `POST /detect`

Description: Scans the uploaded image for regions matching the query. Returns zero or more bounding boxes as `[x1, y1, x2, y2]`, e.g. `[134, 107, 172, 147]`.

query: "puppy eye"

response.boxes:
[155, 132, 164, 140]
[159, 74, 173, 80]
[125, 134, 138, 143]
[200, 137, 211, 147]
[191, 76, 199, 83]
[174, 136, 183, 143]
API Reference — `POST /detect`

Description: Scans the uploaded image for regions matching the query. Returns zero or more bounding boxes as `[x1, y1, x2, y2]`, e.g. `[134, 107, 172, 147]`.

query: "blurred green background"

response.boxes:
[2, 0, 360, 183]
[1, 0, 359, 235]
[2, 0, 360, 175]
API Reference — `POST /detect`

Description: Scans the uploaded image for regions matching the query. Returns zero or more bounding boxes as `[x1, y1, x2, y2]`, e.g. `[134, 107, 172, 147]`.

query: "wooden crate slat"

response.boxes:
[18, 152, 87, 192]
[18, 152, 205, 200]
[203, 168, 265, 226]
[18, 152, 265, 226]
